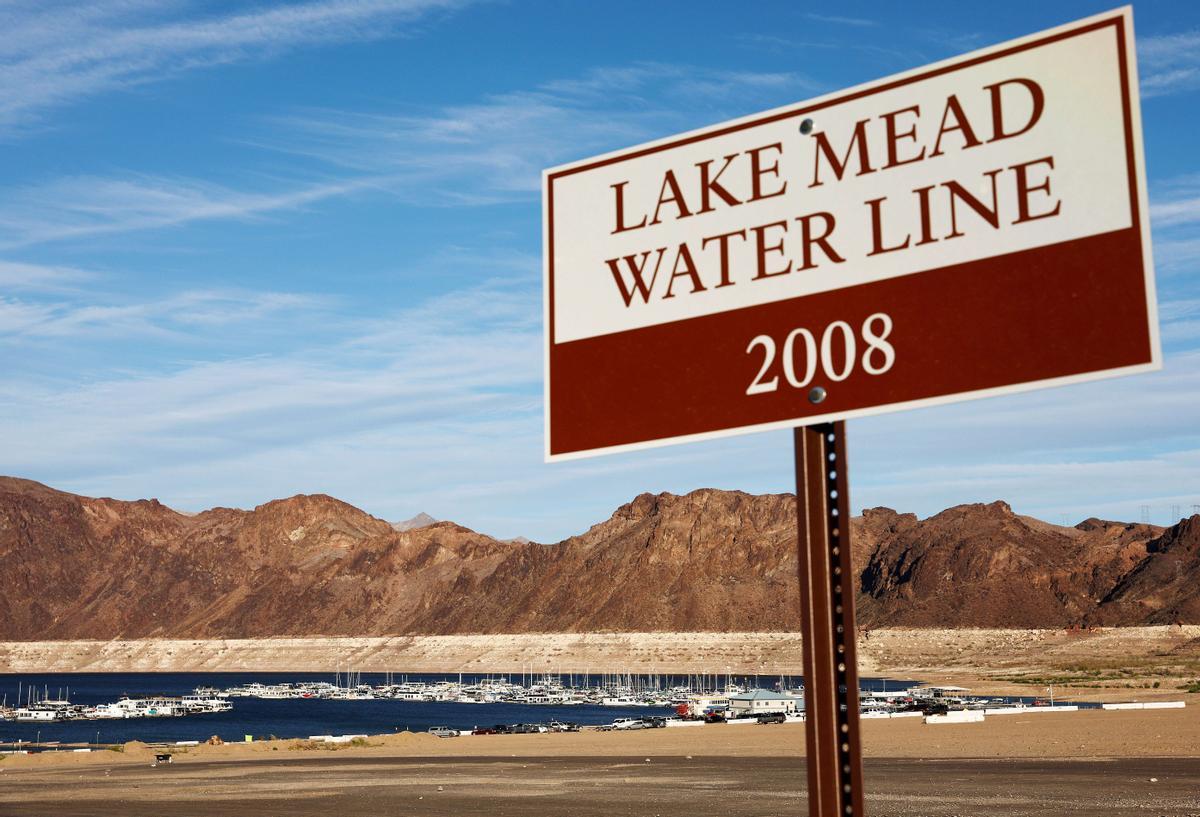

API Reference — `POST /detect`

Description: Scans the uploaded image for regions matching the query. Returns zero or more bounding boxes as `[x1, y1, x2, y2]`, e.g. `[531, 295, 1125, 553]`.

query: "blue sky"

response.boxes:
[1, 0, 1198, 540]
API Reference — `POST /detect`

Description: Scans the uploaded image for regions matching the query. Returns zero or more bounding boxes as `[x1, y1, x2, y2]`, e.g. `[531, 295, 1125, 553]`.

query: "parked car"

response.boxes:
[428, 726, 457, 738]
[641, 716, 667, 728]
[511, 723, 547, 734]
[756, 712, 787, 724]
[471, 726, 497, 735]
[613, 718, 645, 730]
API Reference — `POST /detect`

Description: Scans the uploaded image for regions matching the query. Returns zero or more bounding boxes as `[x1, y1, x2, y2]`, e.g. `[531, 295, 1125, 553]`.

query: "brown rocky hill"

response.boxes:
[405, 490, 802, 633]
[1090, 515, 1200, 625]
[0, 476, 1193, 639]
[854, 503, 1160, 628]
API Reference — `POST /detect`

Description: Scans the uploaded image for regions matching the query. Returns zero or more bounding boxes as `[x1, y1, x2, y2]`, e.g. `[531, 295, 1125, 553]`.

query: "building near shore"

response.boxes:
[726, 690, 799, 718]
[678, 693, 731, 719]
[910, 685, 971, 701]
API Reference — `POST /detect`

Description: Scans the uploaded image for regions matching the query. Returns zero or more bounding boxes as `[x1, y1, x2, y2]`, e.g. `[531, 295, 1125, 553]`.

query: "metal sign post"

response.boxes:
[795, 422, 865, 816]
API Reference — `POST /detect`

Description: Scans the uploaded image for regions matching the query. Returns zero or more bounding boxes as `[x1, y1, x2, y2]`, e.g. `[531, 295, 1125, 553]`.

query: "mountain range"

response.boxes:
[0, 476, 1197, 640]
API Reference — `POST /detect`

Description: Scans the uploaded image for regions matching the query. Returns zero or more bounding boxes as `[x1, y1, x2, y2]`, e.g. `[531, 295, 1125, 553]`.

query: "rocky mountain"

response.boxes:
[0, 476, 1194, 640]
[853, 502, 1162, 628]
[1090, 515, 1200, 625]
[405, 489, 802, 633]
[392, 512, 438, 532]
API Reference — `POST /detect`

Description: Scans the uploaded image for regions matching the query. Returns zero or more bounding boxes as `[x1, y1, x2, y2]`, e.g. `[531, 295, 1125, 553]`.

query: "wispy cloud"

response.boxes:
[1151, 197, 1200, 228]
[0, 288, 329, 341]
[0, 0, 474, 135]
[1156, 237, 1200, 274]
[1159, 298, 1200, 323]
[1150, 173, 1200, 228]
[0, 264, 753, 538]
[735, 33, 915, 64]
[0, 277, 547, 528]
[1138, 30, 1200, 98]
[0, 61, 814, 248]
[1150, 173, 1200, 275]
[803, 12, 877, 28]
[914, 26, 986, 54]
[737, 20, 986, 69]
[1160, 299, 1200, 345]
[854, 349, 1200, 478]
[0, 173, 379, 248]
[254, 62, 816, 199]
[0, 298, 56, 335]
[0, 259, 93, 292]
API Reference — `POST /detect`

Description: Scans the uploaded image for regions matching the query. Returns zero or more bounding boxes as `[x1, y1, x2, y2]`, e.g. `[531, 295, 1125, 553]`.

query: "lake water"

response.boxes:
[0, 672, 923, 744]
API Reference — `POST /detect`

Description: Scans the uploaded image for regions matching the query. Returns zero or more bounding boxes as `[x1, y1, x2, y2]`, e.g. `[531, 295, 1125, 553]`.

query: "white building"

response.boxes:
[679, 693, 731, 719]
[726, 690, 800, 718]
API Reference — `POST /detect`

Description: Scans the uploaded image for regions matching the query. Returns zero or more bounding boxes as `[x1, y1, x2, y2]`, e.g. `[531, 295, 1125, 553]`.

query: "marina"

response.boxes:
[1, 683, 232, 724]
[0, 670, 1094, 746]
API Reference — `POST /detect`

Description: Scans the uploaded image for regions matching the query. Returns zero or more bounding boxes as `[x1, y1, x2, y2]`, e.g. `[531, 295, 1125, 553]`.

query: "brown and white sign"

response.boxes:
[543, 7, 1159, 460]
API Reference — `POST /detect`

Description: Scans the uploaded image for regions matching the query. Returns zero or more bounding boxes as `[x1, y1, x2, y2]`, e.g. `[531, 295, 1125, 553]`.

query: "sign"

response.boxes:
[543, 7, 1158, 460]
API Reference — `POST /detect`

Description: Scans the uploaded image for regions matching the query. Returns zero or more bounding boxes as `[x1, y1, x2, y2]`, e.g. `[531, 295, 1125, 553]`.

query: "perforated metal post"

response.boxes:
[794, 421, 866, 817]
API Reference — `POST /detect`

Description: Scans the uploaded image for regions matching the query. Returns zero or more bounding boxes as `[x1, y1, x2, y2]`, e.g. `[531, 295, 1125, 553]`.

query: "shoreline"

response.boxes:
[2, 626, 1198, 703]
[3, 706, 1199, 769]
[4, 704, 1197, 816]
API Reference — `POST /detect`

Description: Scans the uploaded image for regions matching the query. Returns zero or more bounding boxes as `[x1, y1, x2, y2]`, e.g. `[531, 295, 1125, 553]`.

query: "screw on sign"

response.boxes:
[542, 8, 1157, 817]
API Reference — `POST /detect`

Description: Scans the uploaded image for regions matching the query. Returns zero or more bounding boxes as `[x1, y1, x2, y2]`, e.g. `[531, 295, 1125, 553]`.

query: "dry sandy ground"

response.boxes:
[3, 756, 1199, 817]
[3, 626, 1198, 701]
[2, 709, 1199, 816]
